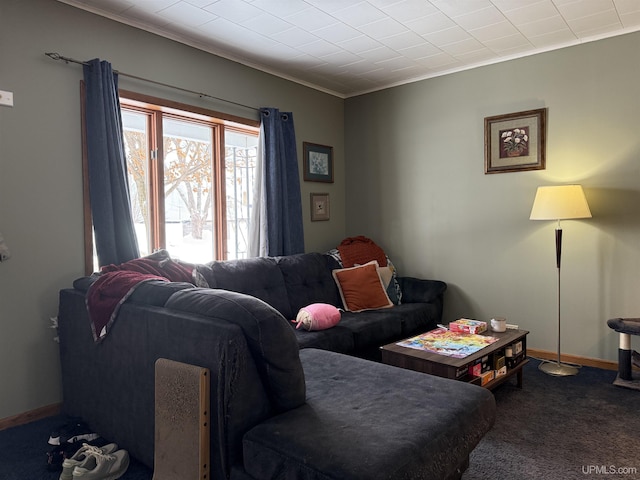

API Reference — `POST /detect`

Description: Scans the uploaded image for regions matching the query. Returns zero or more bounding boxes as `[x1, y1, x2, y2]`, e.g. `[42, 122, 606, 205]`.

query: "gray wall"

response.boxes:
[346, 32, 640, 364]
[0, 0, 344, 419]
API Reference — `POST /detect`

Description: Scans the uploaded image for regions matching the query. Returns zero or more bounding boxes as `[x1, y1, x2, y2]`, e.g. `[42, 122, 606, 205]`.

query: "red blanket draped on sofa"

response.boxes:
[87, 251, 194, 342]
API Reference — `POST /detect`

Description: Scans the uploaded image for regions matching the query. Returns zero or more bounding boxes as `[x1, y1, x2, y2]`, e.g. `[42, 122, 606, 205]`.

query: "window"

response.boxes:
[84, 90, 259, 270]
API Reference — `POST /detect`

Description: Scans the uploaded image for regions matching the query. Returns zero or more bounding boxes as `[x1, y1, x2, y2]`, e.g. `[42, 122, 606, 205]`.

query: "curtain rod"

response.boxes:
[45, 52, 260, 113]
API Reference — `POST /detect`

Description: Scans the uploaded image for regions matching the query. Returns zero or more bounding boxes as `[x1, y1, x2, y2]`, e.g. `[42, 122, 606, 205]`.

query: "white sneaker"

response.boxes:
[59, 443, 118, 480]
[71, 449, 130, 480]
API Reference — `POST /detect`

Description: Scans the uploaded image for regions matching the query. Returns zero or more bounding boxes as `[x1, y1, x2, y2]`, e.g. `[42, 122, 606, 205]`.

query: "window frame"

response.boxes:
[81, 85, 259, 274]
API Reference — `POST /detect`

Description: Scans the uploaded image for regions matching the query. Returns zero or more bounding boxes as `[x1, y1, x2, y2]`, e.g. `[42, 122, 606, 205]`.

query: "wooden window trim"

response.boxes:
[82, 86, 258, 273]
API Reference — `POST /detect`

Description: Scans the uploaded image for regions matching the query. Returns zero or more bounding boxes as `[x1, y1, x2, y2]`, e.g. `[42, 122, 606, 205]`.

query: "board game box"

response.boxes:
[449, 318, 488, 334]
[396, 327, 499, 359]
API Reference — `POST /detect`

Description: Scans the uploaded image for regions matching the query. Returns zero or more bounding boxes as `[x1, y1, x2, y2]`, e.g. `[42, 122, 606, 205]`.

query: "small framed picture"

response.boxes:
[484, 108, 546, 174]
[303, 142, 333, 183]
[310, 193, 330, 221]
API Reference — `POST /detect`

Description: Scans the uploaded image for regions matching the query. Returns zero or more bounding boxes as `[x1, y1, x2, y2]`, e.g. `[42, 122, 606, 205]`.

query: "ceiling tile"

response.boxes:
[283, 6, 340, 31]
[418, 52, 459, 69]
[357, 45, 403, 61]
[404, 11, 456, 35]
[294, 39, 344, 57]
[157, 1, 217, 27]
[337, 35, 385, 54]
[454, 47, 497, 64]
[566, 9, 621, 34]
[379, 30, 426, 50]
[453, 5, 506, 31]
[422, 25, 472, 46]
[620, 11, 640, 26]
[374, 55, 416, 69]
[469, 20, 520, 42]
[430, 0, 492, 18]
[203, 0, 262, 23]
[251, 0, 310, 17]
[179, 0, 210, 7]
[240, 12, 293, 36]
[270, 27, 319, 48]
[357, 16, 409, 38]
[341, 60, 382, 75]
[318, 50, 363, 67]
[502, 1, 563, 25]
[556, 0, 616, 20]
[398, 42, 441, 60]
[332, 1, 388, 27]
[304, 0, 364, 14]
[379, 0, 438, 23]
[439, 37, 485, 57]
[614, 0, 640, 14]
[528, 28, 580, 47]
[515, 15, 572, 37]
[483, 33, 532, 53]
[312, 22, 362, 43]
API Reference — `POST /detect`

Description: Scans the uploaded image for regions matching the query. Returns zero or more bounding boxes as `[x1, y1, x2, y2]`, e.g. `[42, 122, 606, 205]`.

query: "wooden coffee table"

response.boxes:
[380, 328, 529, 390]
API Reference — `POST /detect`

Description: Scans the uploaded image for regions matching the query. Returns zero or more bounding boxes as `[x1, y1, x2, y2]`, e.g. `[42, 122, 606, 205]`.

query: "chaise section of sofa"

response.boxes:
[241, 348, 495, 480]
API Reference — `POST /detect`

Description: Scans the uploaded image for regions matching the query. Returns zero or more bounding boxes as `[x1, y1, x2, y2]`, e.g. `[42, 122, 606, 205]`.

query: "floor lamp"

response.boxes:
[530, 185, 592, 376]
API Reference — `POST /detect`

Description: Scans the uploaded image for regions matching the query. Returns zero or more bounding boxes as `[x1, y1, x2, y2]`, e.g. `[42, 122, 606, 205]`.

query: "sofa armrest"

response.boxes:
[397, 277, 447, 304]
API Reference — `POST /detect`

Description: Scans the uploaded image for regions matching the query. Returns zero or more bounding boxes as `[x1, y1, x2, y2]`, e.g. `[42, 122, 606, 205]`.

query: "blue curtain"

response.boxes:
[250, 108, 304, 256]
[83, 59, 139, 267]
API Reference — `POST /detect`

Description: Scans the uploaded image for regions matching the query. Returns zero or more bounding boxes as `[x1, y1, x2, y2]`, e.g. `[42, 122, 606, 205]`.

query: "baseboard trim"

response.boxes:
[0, 403, 61, 432]
[527, 349, 623, 371]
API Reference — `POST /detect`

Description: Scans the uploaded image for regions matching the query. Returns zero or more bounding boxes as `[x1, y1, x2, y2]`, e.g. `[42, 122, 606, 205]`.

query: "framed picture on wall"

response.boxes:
[484, 108, 547, 174]
[303, 142, 333, 183]
[310, 193, 330, 221]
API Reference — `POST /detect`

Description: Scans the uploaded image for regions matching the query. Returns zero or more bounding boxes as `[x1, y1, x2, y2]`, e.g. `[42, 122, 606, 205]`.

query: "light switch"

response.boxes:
[0, 90, 14, 107]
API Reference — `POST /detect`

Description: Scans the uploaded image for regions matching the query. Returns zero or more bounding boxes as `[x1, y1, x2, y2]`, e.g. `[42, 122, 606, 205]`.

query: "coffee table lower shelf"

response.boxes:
[476, 358, 529, 390]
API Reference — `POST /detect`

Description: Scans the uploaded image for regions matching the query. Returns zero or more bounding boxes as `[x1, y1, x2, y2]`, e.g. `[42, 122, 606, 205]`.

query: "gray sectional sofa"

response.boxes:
[57, 252, 496, 479]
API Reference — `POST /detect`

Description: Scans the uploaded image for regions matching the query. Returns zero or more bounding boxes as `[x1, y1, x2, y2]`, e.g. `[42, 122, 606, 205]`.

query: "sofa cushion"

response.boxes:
[277, 253, 342, 316]
[393, 302, 441, 337]
[332, 261, 393, 312]
[326, 248, 403, 305]
[165, 288, 305, 412]
[204, 257, 293, 319]
[242, 348, 496, 480]
[292, 325, 355, 353]
[126, 280, 194, 306]
[338, 308, 403, 350]
[384, 256, 403, 304]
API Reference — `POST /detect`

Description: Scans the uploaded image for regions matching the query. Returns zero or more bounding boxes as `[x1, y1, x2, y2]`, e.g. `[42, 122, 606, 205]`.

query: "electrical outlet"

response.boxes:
[0, 90, 14, 107]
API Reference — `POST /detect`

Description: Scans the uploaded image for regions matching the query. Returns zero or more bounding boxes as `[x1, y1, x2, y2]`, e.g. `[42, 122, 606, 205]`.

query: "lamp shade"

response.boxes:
[530, 185, 592, 221]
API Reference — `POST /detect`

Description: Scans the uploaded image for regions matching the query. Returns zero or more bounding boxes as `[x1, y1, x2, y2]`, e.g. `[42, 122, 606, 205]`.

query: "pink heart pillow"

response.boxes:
[292, 303, 341, 331]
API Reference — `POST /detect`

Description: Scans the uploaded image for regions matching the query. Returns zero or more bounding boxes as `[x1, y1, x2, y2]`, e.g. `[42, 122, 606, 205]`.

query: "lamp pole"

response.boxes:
[530, 185, 591, 377]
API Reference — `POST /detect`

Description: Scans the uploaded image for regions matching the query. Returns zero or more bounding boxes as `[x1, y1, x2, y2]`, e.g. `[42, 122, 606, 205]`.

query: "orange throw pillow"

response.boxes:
[332, 261, 393, 312]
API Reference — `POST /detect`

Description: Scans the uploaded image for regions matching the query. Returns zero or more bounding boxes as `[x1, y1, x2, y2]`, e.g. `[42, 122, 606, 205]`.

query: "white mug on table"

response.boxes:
[491, 317, 507, 332]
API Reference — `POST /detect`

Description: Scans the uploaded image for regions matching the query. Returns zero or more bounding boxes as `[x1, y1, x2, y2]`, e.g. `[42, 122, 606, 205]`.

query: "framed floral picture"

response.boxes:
[303, 142, 333, 183]
[310, 193, 330, 221]
[484, 108, 546, 174]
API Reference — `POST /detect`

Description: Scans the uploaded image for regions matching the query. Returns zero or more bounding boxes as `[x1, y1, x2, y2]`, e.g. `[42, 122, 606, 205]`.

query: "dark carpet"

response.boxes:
[0, 359, 637, 480]
[463, 359, 639, 480]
